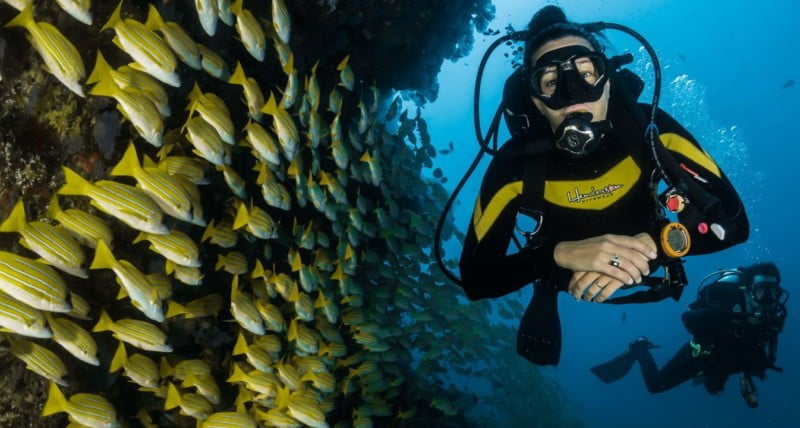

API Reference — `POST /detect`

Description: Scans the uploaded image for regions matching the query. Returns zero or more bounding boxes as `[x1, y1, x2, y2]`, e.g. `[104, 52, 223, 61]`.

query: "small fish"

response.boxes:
[46, 196, 112, 249]
[134, 229, 200, 268]
[308, 110, 328, 149]
[147, 273, 173, 300]
[337, 54, 355, 91]
[166, 293, 222, 319]
[273, 38, 292, 69]
[328, 87, 343, 114]
[93, 309, 172, 352]
[330, 139, 350, 171]
[255, 300, 285, 333]
[166, 260, 204, 286]
[201, 219, 238, 248]
[6, 335, 68, 385]
[41, 382, 119, 427]
[306, 61, 321, 111]
[215, 251, 248, 275]
[0, 251, 71, 313]
[217, 0, 235, 26]
[227, 362, 279, 398]
[0, 200, 88, 278]
[359, 150, 383, 187]
[0, 291, 51, 338]
[45, 312, 98, 365]
[183, 116, 231, 166]
[282, 54, 300, 109]
[262, 92, 300, 161]
[232, 332, 274, 373]
[5, 5, 86, 97]
[188, 83, 235, 144]
[102, 62, 171, 117]
[271, 0, 292, 44]
[318, 171, 347, 205]
[101, 1, 180, 87]
[154, 150, 209, 185]
[230, 275, 265, 334]
[289, 282, 315, 322]
[145, 5, 201, 70]
[164, 382, 213, 421]
[255, 164, 291, 211]
[233, 203, 278, 240]
[194, 0, 219, 36]
[287, 391, 328, 428]
[783, 79, 795, 89]
[288, 318, 319, 355]
[197, 43, 230, 80]
[90, 240, 164, 322]
[110, 342, 160, 388]
[182, 371, 221, 404]
[217, 164, 247, 199]
[200, 411, 257, 428]
[56, 0, 92, 25]
[230, 0, 266, 61]
[229, 61, 264, 120]
[242, 120, 281, 166]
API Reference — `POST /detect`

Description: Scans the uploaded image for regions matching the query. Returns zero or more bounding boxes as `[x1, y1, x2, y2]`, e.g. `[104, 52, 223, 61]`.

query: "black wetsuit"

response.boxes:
[634, 280, 776, 394]
[458, 96, 750, 365]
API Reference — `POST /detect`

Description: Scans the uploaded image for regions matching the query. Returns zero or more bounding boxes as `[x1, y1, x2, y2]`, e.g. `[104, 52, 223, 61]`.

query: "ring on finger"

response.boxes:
[609, 253, 621, 268]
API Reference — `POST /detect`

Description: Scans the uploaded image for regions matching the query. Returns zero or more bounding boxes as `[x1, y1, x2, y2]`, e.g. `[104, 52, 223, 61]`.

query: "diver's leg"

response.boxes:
[635, 342, 701, 393]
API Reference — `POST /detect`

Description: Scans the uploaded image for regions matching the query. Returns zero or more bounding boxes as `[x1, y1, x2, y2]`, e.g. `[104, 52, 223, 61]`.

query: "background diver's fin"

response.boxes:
[590, 349, 637, 383]
[517, 281, 561, 366]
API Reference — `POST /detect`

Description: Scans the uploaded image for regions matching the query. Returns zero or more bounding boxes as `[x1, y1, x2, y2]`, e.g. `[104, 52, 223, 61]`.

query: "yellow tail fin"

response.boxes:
[287, 318, 297, 341]
[132, 232, 148, 245]
[0, 200, 28, 233]
[142, 154, 158, 169]
[232, 332, 248, 356]
[188, 83, 204, 109]
[116, 286, 128, 300]
[144, 4, 165, 32]
[92, 309, 114, 333]
[230, 0, 244, 15]
[201, 219, 216, 243]
[45, 195, 63, 220]
[283, 53, 295, 75]
[165, 300, 188, 319]
[262, 92, 279, 116]
[290, 250, 302, 272]
[58, 167, 91, 196]
[230, 274, 239, 300]
[90, 240, 116, 270]
[232, 204, 248, 230]
[5, 4, 34, 30]
[159, 357, 173, 378]
[227, 362, 248, 383]
[215, 254, 227, 272]
[165, 259, 175, 274]
[101, 0, 124, 33]
[251, 259, 265, 279]
[86, 50, 113, 85]
[88, 68, 121, 98]
[41, 382, 69, 417]
[164, 382, 182, 410]
[228, 61, 247, 86]
[109, 341, 128, 373]
[337, 54, 350, 71]
[110, 142, 141, 178]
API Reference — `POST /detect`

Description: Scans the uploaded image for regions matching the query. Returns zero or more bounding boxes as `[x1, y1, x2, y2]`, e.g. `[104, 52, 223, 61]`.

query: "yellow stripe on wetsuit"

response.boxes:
[660, 133, 721, 178]
[472, 181, 523, 242]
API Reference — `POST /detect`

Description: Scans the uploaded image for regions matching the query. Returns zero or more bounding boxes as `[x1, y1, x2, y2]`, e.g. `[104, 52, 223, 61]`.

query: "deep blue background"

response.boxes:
[426, 1, 800, 426]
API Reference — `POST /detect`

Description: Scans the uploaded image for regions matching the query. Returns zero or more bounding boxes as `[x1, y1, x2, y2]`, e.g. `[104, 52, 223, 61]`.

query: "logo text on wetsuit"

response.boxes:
[567, 184, 624, 204]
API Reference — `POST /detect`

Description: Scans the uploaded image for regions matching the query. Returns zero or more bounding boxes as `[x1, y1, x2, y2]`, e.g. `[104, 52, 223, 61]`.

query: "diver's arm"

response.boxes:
[655, 109, 750, 253]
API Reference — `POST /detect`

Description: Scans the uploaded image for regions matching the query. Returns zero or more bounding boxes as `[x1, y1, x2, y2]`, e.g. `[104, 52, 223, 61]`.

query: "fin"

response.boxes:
[228, 61, 247, 86]
[144, 4, 165, 32]
[215, 254, 227, 272]
[360, 151, 373, 163]
[116, 286, 128, 300]
[200, 219, 216, 243]
[41, 382, 68, 417]
[90, 240, 116, 270]
[159, 357, 173, 378]
[187, 83, 204, 108]
[590, 349, 637, 383]
[92, 309, 114, 333]
[230, 0, 244, 15]
[165, 300, 187, 319]
[262, 92, 279, 115]
[337, 54, 350, 71]
[109, 341, 128, 373]
[142, 154, 157, 169]
[45, 195, 63, 220]
[516, 282, 561, 366]
[251, 259, 265, 279]
[5, 4, 34, 30]
[110, 142, 141, 177]
[132, 231, 147, 245]
[283, 53, 294, 75]
[232, 204, 248, 230]
[88, 66, 121, 98]
[0, 200, 27, 233]
[287, 318, 297, 341]
[227, 362, 248, 383]
[101, 0, 124, 32]
[290, 251, 301, 272]
[165, 259, 175, 274]
[232, 332, 248, 356]
[58, 167, 91, 196]
[164, 382, 181, 410]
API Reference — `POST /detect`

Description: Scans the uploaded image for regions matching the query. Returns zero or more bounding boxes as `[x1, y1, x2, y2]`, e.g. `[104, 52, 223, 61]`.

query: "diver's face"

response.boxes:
[530, 36, 611, 133]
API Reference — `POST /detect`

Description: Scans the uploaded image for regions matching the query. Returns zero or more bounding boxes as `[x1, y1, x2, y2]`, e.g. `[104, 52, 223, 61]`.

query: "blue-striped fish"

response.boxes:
[181, 371, 221, 405]
[288, 318, 319, 355]
[45, 312, 98, 365]
[183, 116, 231, 166]
[93, 309, 172, 352]
[134, 229, 200, 268]
[146, 272, 173, 300]
[197, 43, 230, 80]
[144, 4, 202, 70]
[233, 203, 278, 240]
[232, 332, 274, 373]
[306, 61, 321, 111]
[166, 260, 204, 286]
[271, 0, 291, 44]
[0, 200, 88, 278]
[101, 1, 179, 87]
[216, 251, 248, 275]
[262, 92, 299, 162]
[287, 391, 328, 428]
[0, 251, 71, 313]
[337, 54, 354, 91]
[227, 362, 280, 398]
[229, 62, 264, 120]
[4, 5, 86, 97]
[165, 382, 213, 420]
[230, 275, 265, 335]
[308, 110, 328, 149]
[0, 291, 51, 338]
[165, 293, 222, 319]
[90, 241, 164, 322]
[282, 53, 299, 109]
[217, 0, 234, 26]
[201, 219, 238, 248]
[41, 382, 119, 427]
[194, 0, 218, 36]
[217, 164, 247, 199]
[254, 163, 291, 211]
[153, 152, 209, 185]
[200, 411, 257, 428]
[230, 0, 266, 61]
[110, 341, 160, 388]
[93, 60, 171, 118]
[188, 83, 235, 144]
[6, 334, 68, 385]
[255, 300, 285, 333]
[242, 120, 281, 166]
[56, 0, 93, 25]
[46, 196, 113, 249]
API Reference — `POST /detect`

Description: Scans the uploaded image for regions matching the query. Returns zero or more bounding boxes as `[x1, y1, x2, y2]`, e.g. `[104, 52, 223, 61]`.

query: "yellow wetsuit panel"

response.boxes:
[544, 156, 640, 210]
[473, 181, 523, 242]
[660, 132, 721, 178]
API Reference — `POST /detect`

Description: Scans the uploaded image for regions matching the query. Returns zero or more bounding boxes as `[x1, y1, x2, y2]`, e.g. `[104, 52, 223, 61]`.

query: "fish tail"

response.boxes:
[101, 0, 124, 33]
[110, 142, 141, 178]
[92, 309, 114, 333]
[156, 143, 174, 160]
[337, 54, 350, 71]
[90, 240, 116, 270]
[227, 362, 248, 383]
[144, 4, 165, 32]
[109, 341, 128, 373]
[159, 357, 174, 378]
[283, 53, 294, 75]
[254, 162, 267, 185]
[261, 92, 278, 115]
[228, 61, 247, 86]
[45, 195, 63, 220]
[187, 83, 204, 110]
[165, 300, 187, 319]
[132, 231, 148, 245]
[141, 154, 157, 169]
[200, 219, 216, 243]
[5, 4, 34, 30]
[87, 64, 121, 98]
[287, 318, 297, 341]
[230, 0, 244, 15]
[86, 50, 112, 85]
[215, 254, 227, 272]
[165, 259, 176, 274]
[359, 151, 372, 163]
[41, 382, 69, 417]
[116, 286, 128, 300]
[58, 167, 91, 196]
[232, 204, 249, 230]
[164, 382, 182, 410]
[232, 332, 249, 356]
[0, 200, 27, 233]
[229, 274, 239, 299]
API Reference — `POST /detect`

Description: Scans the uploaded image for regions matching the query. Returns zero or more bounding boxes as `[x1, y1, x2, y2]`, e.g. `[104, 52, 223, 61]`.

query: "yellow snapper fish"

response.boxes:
[217, 0, 235, 26]
[0, 251, 71, 313]
[232, 331, 274, 373]
[101, 1, 180, 87]
[201, 411, 257, 428]
[147, 272, 173, 300]
[288, 318, 318, 354]
[227, 362, 280, 398]
[305, 61, 321, 111]
[229, 61, 264, 120]
[217, 164, 247, 199]
[46, 196, 113, 249]
[216, 251, 248, 275]
[197, 43, 231, 80]
[262, 92, 299, 162]
[88, 52, 164, 147]
[201, 219, 238, 248]
[6, 334, 68, 385]
[144, 4, 202, 70]
[154, 150, 210, 185]
[164, 382, 213, 421]
[308, 110, 328, 149]
[229, 275, 265, 335]
[87, 55, 171, 117]
[183, 116, 231, 166]
[42, 382, 120, 427]
[182, 371, 221, 404]
[165, 293, 223, 319]
[233, 202, 278, 240]
[90, 241, 164, 322]
[134, 229, 200, 268]
[45, 312, 99, 366]
[254, 162, 291, 211]
[0, 291, 51, 338]
[0, 200, 88, 278]
[255, 299, 285, 333]
[271, 0, 291, 44]
[282, 53, 300, 109]
[242, 120, 281, 166]
[230, 0, 266, 61]
[287, 391, 328, 428]
[337, 55, 355, 91]
[64, 292, 91, 320]
[194, 0, 218, 36]
[110, 341, 160, 388]
[94, 308, 171, 352]
[4, 5, 86, 97]
[188, 83, 235, 144]
[111, 142, 197, 224]
[55, 0, 93, 25]
[166, 260, 204, 286]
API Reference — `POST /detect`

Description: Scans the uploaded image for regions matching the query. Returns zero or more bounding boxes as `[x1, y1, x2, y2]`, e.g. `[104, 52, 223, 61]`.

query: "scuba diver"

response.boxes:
[591, 262, 788, 408]
[453, 5, 750, 366]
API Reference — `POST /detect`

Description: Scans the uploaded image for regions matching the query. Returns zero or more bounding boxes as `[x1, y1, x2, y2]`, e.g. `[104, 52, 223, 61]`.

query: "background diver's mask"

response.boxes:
[527, 45, 609, 110]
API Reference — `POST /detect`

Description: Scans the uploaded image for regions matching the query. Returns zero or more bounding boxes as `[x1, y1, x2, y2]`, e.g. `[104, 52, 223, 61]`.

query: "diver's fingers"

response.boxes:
[582, 276, 611, 301]
[592, 252, 637, 285]
[568, 271, 600, 300]
[593, 279, 626, 303]
[604, 234, 658, 260]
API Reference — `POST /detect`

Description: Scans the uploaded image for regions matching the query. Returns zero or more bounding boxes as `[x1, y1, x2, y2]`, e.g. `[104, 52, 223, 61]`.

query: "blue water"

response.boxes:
[426, 1, 800, 426]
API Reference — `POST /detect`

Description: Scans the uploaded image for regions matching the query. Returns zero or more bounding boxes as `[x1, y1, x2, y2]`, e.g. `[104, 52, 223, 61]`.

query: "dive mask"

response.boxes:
[528, 45, 609, 110]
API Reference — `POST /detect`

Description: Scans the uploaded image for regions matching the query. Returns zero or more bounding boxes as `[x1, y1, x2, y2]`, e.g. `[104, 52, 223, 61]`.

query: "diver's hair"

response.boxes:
[524, 5, 605, 67]
[741, 262, 781, 284]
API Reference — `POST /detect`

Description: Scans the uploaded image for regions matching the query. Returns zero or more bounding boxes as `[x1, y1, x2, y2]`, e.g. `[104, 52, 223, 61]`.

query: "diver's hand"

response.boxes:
[555, 233, 657, 293]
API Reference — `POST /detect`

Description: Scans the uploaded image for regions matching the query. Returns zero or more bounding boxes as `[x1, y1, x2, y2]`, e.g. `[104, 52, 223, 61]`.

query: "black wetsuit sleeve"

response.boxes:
[655, 109, 750, 254]
[458, 155, 557, 301]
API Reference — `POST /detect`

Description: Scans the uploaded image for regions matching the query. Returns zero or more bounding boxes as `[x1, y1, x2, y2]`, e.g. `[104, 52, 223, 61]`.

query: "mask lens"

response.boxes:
[533, 66, 559, 97]
[574, 55, 605, 86]
[529, 52, 608, 104]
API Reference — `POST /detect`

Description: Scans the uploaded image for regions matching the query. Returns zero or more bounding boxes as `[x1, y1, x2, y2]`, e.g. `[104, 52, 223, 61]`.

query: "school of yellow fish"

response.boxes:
[0, 1, 559, 427]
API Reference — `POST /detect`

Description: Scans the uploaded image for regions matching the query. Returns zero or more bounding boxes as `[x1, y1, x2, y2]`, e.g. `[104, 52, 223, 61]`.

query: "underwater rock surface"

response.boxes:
[0, 1, 580, 427]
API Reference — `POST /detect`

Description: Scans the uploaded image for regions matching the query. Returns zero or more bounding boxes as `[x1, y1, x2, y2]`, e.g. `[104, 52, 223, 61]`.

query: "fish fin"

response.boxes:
[45, 195, 63, 220]
[215, 254, 226, 272]
[227, 362, 248, 383]
[110, 142, 141, 177]
[232, 332, 248, 356]
[261, 91, 278, 115]
[228, 61, 247, 86]
[230, 0, 244, 15]
[144, 4, 165, 32]
[200, 219, 216, 243]
[337, 54, 350, 70]
[92, 309, 114, 333]
[58, 167, 90, 196]
[159, 357, 173, 378]
[0, 200, 27, 233]
[88, 68, 120, 98]
[41, 382, 68, 417]
[187, 82, 204, 110]
[232, 204, 248, 230]
[142, 154, 157, 169]
[359, 151, 372, 163]
[86, 50, 112, 85]
[109, 341, 128, 373]
[251, 259, 265, 279]
[291, 251, 301, 272]
[90, 240, 116, 270]
[116, 284, 128, 299]
[132, 232, 147, 245]
[164, 382, 181, 410]
[101, 0, 124, 32]
[230, 274, 239, 299]
[5, 4, 34, 29]
[283, 53, 294, 75]
[164, 259, 175, 274]
[165, 300, 187, 319]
